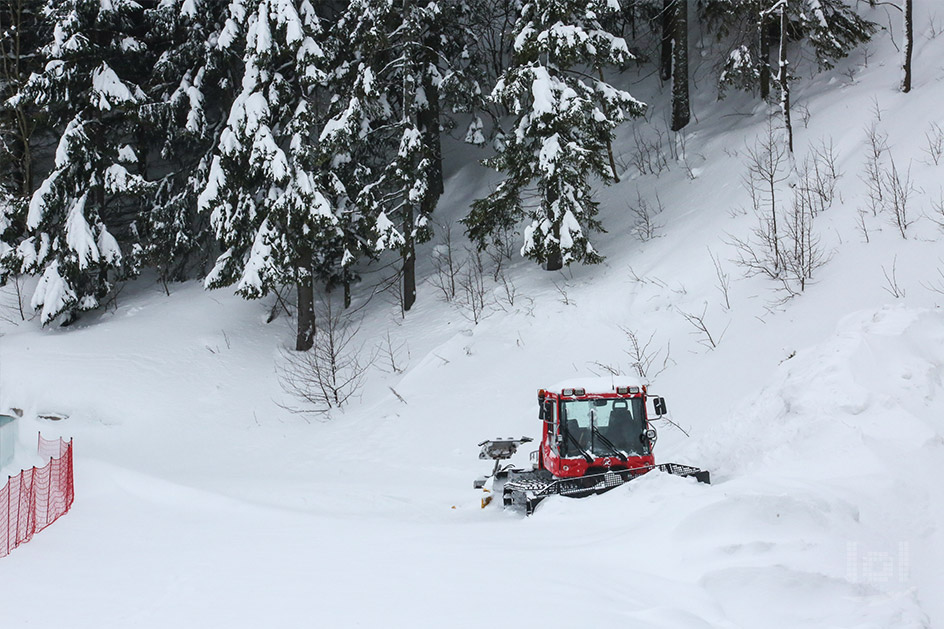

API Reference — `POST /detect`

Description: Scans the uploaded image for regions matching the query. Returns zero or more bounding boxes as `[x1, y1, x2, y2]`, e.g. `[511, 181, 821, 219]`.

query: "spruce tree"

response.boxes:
[0, 0, 45, 199]
[706, 0, 874, 99]
[0, 195, 24, 285]
[465, 0, 645, 270]
[317, 15, 388, 310]
[800, 0, 876, 70]
[327, 0, 464, 312]
[0, 0, 39, 286]
[372, 0, 441, 312]
[199, 0, 336, 351]
[10, 0, 152, 324]
[136, 0, 233, 286]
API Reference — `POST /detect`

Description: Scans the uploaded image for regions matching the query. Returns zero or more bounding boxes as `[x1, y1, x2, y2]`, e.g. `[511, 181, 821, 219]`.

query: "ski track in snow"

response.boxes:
[2, 6, 944, 628]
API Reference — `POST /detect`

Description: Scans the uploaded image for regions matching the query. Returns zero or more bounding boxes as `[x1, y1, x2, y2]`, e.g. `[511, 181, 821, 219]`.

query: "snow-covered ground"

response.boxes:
[2, 7, 944, 627]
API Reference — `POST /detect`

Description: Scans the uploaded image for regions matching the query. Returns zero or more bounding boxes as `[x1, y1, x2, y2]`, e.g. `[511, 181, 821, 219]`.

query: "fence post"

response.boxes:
[47, 458, 53, 524]
[28, 467, 37, 539]
[5, 477, 9, 556]
[68, 440, 74, 507]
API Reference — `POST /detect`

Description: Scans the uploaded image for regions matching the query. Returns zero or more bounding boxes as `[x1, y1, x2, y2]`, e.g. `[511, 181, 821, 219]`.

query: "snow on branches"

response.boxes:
[466, 0, 644, 270]
[9, 0, 153, 323]
[201, 0, 335, 299]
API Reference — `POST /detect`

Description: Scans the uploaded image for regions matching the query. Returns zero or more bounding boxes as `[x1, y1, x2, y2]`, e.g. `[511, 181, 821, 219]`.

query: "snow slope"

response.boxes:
[2, 6, 944, 627]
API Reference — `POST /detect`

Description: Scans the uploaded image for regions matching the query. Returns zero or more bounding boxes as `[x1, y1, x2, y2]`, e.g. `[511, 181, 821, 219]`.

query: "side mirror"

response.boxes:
[653, 397, 667, 416]
[541, 400, 555, 423]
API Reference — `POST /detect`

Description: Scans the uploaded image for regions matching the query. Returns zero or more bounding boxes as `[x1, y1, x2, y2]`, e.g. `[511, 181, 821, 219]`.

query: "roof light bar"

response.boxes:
[616, 386, 641, 395]
[560, 388, 586, 397]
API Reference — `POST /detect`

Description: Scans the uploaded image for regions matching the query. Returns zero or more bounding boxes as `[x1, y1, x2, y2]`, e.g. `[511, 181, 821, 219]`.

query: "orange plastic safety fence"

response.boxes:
[0, 434, 74, 558]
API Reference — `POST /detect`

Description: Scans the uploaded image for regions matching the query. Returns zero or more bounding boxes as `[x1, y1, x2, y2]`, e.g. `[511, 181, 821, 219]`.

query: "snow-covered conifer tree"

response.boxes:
[199, 0, 339, 351]
[0, 0, 45, 199]
[704, 0, 874, 99]
[326, 0, 467, 312]
[370, 0, 441, 312]
[316, 33, 384, 311]
[136, 0, 232, 286]
[12, 0, 152, 324]
[0, 0, 42, 289]
[0, 194, 24, 280]
[464, 0, 645, 270]
[800, 0, 875, 70]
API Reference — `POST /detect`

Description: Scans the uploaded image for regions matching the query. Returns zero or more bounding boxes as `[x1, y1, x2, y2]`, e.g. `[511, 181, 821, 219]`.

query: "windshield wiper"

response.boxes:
[589, 427, 628, 462]
[565, 431, 594, 463]
[588, 408, 628, 462]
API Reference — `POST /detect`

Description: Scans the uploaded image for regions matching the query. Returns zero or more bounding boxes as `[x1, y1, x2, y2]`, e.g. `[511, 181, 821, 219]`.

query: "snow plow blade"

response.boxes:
[503, 463, 709, 515]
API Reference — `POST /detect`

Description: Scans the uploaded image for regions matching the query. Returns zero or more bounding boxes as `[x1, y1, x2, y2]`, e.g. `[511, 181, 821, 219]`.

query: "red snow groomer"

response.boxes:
[475, 380, 709, 514]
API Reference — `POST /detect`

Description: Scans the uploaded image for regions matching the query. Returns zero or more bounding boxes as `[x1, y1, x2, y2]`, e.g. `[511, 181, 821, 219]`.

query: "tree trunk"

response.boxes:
[767, 154, 780, 274]
[626, 1, 636, 40]
[544, 240, 563, 271]
[660, 0, 674, 82]
[901, 0, 912, 93]
[402, 225, 417, 311]
[419, 72, 442, 227]
[9, 107, 28, 195]
[401, 0, 418, 313]
[419, 71, 444, 197]
[94, 110, 107, 234]
[543, 188, 563, 271]
[778, 5, 793, 153]
[295, 267, 315, 351]
[598, 68, 620, 181]
[671, 0, 690, 132]
[758, 3, 771, 100]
